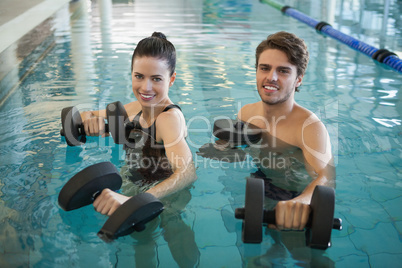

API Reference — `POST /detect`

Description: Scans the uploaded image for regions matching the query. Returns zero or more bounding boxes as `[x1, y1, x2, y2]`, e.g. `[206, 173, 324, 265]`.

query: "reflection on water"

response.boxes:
[0, 0, 401, 267]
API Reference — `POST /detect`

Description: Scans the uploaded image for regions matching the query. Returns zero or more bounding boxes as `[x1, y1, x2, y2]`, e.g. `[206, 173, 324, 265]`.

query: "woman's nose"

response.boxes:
[141, 79, 152, 91]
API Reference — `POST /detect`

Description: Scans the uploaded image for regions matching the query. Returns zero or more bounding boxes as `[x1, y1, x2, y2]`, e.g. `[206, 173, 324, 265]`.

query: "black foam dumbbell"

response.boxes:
[213, 119, 262, 145]
[58, 162, 122, 211]
[98, 192, 164, 242]
[196, 119, 262, 163]
[58, 162, 164, 242]
[60, 101, 132, 146]
[235, 178, 342, 249]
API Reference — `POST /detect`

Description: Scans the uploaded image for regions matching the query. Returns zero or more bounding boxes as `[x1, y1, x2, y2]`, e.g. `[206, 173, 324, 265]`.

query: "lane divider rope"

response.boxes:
[260, 0, 402, 73]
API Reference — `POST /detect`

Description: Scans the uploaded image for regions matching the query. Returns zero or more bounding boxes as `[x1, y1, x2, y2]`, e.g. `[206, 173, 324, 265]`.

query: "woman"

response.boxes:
[80, 32, 196, 216]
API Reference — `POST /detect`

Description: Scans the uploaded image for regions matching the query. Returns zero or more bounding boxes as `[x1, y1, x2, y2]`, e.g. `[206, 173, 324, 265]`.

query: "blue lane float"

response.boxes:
[260, 0, 402, 73]
[282, 6, 319, 28]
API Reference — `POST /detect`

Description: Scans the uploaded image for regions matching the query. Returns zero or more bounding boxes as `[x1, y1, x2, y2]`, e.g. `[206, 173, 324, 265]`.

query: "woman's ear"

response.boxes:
[169, 72, 177, 87]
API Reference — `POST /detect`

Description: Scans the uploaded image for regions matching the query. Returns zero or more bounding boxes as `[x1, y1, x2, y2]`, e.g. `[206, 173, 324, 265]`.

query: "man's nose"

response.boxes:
[266, 70, 278, 81]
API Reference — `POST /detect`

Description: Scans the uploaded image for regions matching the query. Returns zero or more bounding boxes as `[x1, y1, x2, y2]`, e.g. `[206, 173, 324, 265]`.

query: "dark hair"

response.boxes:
[255, 31, 309, 91]
[131, 32, 176, 76]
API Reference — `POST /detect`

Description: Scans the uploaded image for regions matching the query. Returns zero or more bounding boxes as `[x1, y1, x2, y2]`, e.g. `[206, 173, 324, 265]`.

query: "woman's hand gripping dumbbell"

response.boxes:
[60, 101, 133, 146]
[58, 162, 164, 242]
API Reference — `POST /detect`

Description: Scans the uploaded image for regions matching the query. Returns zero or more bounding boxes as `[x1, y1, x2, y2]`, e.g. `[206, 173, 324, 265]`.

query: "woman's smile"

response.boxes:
[132, 56, 174, 106]
[139, 93, 156, 101]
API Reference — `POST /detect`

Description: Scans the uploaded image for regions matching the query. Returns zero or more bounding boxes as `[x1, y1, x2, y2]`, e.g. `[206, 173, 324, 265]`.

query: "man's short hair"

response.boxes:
[255, 31, 309, 78]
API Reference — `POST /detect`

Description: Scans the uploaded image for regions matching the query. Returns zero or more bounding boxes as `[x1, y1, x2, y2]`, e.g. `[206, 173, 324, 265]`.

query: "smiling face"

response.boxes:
[256, 49, 303, 105]
[132, 56, 176, 108]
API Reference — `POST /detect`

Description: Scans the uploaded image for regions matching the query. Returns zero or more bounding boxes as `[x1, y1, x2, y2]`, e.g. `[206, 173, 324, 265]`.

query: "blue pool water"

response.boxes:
[0, 0, 401, 267]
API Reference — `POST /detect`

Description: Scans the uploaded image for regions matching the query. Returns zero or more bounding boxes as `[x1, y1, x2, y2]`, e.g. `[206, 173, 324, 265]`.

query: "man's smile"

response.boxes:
[263, 85, 279, 92]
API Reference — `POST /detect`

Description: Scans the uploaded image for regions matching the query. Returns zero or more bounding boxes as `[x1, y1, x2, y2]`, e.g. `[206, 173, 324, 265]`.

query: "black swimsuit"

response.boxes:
[125, 104, 181, 184]
[130, 104, 181, 142]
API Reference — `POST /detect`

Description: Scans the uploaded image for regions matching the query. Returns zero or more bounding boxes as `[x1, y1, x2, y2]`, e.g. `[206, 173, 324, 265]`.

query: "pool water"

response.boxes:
[0, 0, 401, 267]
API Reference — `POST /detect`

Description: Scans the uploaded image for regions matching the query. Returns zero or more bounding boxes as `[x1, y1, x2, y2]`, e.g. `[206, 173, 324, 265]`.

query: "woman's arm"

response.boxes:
[93, 108, 197, 216]
[145, 109, 197, 199]
[80, 101, 140, 137]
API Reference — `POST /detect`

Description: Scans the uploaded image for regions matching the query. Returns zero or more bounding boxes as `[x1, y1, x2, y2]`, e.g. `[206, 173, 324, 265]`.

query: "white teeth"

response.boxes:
[141, 94, 153, 98]
[264, 86, 278, 91]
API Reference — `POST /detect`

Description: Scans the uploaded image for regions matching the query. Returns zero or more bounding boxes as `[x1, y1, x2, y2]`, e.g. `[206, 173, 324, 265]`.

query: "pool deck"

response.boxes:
[0, 0, 70, 53]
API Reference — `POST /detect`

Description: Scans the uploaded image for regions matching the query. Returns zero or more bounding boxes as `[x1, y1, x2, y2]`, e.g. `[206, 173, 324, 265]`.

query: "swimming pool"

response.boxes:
[0, 0, 401, 266]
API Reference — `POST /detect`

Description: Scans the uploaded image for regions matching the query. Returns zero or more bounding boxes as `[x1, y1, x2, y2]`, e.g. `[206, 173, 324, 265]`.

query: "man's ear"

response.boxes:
[296, 75, 303, 88]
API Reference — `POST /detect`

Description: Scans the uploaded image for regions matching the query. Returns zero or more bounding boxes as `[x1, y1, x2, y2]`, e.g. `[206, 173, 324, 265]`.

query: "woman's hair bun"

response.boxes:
[132, 31, 176, 75]
[151, 32, 167, 40]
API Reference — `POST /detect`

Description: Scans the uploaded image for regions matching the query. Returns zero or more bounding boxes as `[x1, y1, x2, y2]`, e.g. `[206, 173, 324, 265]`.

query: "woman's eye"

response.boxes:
[153, 77, 162, 82]
[135, 74, 143, 79]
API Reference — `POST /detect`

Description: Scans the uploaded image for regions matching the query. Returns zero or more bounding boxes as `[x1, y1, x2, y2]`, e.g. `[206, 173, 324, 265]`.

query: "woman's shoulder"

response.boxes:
[124, 101, 142, 119]
[158, 105, 184, 123]
[155, 105, 187, 141]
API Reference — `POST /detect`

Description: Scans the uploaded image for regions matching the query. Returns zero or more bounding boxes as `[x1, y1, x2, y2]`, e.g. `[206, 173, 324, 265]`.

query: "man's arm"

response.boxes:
[274, 114, 335, 230]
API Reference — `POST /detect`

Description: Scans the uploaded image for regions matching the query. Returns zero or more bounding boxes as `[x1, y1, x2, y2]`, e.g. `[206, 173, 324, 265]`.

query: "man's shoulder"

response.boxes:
[291, 104, 327, 138]
[241, 101, 259, 110]
[238, 101, 261, 118]
[292, 103, 320, 123]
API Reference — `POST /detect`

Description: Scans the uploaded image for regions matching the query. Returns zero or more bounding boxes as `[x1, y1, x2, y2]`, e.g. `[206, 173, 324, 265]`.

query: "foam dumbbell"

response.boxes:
[213, 119, 262, 145]
[58, 162, 164, 242]
[235, 178, 342, 249]
[58, 162, 122, 211]
[60, 101, 132, 146]
[98, 192, 164, 242]
[196, 119, 262, 163]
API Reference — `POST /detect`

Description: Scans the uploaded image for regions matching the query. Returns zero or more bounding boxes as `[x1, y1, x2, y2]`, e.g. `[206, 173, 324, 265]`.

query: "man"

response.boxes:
[238, 31, 335, 231]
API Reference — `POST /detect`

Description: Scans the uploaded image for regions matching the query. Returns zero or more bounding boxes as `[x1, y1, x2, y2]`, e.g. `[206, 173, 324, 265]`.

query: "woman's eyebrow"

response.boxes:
[133, 72, 164, 77]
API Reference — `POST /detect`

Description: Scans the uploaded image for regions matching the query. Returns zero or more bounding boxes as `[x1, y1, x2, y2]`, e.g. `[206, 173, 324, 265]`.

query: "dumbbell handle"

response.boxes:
[263, 210, 342, 230]
[92, 190, 102, 201]
[235, 208, 342, 230]
[60, 122, 110, 137]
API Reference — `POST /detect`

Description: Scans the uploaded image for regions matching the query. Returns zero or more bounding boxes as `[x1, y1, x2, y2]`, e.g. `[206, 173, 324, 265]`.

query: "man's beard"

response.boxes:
[259, 88, 293, 105]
